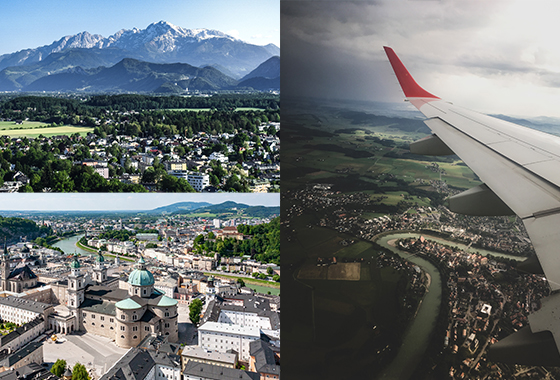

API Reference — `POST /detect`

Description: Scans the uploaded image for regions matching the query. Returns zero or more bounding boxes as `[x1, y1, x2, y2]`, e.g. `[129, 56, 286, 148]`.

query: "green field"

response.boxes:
[167, 107, 265, 112]
[0, 121, 94, 138]
[283, 100, 481, 205]
[0, 121, 47, 130]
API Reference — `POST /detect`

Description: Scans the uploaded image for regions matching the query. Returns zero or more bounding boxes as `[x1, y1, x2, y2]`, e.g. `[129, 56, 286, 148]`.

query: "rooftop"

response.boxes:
[0, 296, 52, 314]
[198, 322, 260, 338]
[182, 361, 260, 380]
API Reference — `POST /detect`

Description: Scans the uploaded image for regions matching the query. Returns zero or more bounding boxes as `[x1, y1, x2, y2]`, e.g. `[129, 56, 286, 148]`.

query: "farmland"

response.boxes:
[0, 121, 93, 138]
[282, 98, 480, 200]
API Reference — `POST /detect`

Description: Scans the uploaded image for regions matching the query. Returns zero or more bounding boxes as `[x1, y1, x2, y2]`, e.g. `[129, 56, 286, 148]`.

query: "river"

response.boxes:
[53, 235, 280, 295]
[52, 234, 91, 255]
[375, 232, 524, 379]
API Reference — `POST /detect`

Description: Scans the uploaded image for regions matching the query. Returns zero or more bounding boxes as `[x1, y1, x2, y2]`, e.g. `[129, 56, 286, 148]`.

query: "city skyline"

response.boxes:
[0, 193, 279, 211]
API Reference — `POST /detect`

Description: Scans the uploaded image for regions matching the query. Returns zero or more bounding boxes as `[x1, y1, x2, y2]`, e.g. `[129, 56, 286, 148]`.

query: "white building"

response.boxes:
[168, 170, 210, 192]
[209, 152, 228, 163]
[198, 322, 260, 361]
[217, 309, 272, 330]
[0, 297, 53, 326]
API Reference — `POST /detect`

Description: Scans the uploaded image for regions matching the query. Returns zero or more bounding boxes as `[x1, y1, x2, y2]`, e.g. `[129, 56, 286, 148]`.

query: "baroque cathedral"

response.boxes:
[67, 251, 179, 348]
[1, 247, 178, 349]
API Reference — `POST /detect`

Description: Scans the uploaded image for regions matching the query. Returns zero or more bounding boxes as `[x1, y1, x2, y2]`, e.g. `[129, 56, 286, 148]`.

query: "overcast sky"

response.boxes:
[0, 193, 279, 211]
[282, 0, 560, 118]
[1, 0, 279, 55]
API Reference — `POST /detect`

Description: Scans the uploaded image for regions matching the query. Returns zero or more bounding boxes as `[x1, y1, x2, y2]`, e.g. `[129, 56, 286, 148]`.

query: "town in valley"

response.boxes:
[282, 97, 560, 380]
[0, 197, 280, 379]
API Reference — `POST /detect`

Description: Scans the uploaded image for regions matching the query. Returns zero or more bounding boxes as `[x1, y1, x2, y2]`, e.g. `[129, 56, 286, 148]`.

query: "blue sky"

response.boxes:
[1, 0, 279, 55]
[0, 193, 279, 211]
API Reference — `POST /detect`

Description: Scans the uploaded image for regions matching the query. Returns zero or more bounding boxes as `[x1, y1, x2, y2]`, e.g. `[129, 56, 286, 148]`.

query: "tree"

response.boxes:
[267, 266, 273, 275]
[51, 359, 66, 377]
[237, 278, 245, 288]
[158, 174, 195, 192]
[72, 362, 90, 380]
[189, 298, 203, 326]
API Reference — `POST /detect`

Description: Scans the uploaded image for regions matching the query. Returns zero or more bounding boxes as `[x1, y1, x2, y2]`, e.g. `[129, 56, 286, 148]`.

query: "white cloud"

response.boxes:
[226, 29, 240, 39]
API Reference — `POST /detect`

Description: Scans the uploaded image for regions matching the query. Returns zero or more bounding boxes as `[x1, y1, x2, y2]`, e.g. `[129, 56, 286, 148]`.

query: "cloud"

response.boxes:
[282, 0, 560, 117]
[226, 29, 240, 39]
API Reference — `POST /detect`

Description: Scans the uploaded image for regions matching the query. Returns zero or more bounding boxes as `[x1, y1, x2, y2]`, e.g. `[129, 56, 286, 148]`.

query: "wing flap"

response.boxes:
[425, 117, 560, 220]
[523, 215, 560, 291]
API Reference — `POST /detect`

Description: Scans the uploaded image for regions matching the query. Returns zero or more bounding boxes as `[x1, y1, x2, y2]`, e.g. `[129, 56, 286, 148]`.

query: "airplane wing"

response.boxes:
[384, 46, 560, 365]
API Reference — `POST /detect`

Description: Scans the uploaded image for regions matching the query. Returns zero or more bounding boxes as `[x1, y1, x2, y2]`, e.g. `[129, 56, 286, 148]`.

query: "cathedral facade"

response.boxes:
[67, 252, 179, 349]
[1, 246, 38, 293]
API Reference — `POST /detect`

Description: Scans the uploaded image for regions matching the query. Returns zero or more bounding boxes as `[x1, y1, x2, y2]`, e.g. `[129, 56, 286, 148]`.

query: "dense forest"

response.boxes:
[0, 216, 52, 245]
[0, 94, 279, 138]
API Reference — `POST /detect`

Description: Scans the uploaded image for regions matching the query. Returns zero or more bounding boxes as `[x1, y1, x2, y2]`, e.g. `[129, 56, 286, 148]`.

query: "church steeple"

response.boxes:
[1, 239, 9, 292]
[93, 249, 107, 284]
[67, 252, 84, 312]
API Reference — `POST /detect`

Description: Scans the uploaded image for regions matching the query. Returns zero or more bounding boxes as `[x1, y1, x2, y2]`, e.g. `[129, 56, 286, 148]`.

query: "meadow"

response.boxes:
[283, 211, 406, 379]
[0, 121, 94, 138]
[283, 101, 481, 202]
[168, 107, 265, 112]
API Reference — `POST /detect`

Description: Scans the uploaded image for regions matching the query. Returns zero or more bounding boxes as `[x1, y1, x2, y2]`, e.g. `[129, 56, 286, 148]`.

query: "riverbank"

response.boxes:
[75, 240, 136, 262]
[376, 233, 442, 380]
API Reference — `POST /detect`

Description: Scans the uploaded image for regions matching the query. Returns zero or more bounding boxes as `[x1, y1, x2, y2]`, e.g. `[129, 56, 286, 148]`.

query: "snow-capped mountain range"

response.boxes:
[0, 21, 279, 80]
[47, 21, 240, 54]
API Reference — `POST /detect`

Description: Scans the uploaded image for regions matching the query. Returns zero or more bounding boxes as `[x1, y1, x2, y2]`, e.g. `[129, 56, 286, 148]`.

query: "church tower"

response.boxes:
[92, 249, 107, 284]
[67, 253, 85, 312]
[1, 241, 9, 292]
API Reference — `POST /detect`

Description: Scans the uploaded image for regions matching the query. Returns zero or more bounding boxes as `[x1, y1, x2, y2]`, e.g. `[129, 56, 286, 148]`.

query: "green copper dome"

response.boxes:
[128, 256, 154, 286]
[69, 253, 80, 269]
[115, 298, 142, 310]
[96, 250, 105, 263]
[157, 295, 178, 307]
[128, 269, 154, 286]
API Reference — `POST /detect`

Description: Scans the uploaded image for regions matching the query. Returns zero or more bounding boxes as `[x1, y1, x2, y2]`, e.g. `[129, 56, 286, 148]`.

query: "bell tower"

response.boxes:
[67, 253, 85, 313]
[1, 240, 9, 292]
[93, 249, 107, 284]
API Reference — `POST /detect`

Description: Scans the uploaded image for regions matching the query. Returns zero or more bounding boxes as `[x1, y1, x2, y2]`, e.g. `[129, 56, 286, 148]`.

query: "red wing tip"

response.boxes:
[383, 47, 439, 99]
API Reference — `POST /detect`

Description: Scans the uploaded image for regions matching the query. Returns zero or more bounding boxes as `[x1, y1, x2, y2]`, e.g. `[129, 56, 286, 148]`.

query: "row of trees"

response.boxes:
[51, 359, 90, 379]
[0, 94, 279, 138]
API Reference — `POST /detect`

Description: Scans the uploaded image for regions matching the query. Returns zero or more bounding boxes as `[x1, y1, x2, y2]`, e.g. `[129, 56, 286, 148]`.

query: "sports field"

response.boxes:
[0, 121, 94, 138]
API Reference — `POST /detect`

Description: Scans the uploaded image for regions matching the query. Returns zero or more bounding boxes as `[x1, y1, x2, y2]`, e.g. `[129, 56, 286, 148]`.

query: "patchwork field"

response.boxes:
[283, 99, 481, 199]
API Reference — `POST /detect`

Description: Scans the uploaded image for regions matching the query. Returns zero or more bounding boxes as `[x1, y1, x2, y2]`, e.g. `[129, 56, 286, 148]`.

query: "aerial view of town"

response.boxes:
[0, 193, 279, 379]
[282, 97, 560, 380]
[0, 3, 279, 194]
[0, 94, 280, 193]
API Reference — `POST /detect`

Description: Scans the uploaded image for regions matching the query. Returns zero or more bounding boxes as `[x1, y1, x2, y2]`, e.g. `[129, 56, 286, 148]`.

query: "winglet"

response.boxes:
[383, 46, 439, 99]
